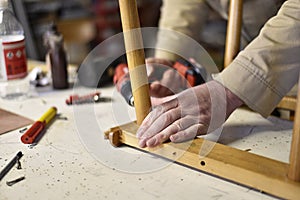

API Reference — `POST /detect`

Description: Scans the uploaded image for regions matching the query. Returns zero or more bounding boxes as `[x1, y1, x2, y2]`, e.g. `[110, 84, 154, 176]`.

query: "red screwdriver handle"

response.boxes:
[21, 121, 45, 144]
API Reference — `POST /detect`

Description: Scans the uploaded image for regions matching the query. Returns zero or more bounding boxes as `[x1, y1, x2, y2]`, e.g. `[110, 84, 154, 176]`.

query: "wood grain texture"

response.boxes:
[105, 123, 300, 200]
[0, 109, 33, 135]
[118, 0, 151, 125]
[278, 96, 297, 111]
[224, 0, 243, 67]
[288, 78, 300, 181]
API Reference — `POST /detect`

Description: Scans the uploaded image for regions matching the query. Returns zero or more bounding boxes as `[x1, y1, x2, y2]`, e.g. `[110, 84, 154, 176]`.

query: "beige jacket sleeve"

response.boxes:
[154, 0, 282, 61]
[154, 0, 209, 61]
[214, 0, 300, 117]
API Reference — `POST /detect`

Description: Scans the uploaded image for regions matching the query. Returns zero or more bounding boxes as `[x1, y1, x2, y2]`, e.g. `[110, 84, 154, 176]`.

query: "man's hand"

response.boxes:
[136, 80, 244, 148]
[146, 57, 188, 98]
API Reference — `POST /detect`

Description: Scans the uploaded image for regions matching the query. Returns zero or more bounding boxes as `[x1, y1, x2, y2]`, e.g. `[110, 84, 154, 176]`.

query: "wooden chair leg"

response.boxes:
[118, 0, 152, 125]
[224, 0, 243, 68]
[288, 76, 300, 181]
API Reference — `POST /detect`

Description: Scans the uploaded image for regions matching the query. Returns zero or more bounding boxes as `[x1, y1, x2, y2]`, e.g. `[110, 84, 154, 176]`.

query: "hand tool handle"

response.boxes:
[21, 121, 45, 144]
[38, 107, 57, 124]
[21, 107, 57, 144]
[0, 151, 23, 181]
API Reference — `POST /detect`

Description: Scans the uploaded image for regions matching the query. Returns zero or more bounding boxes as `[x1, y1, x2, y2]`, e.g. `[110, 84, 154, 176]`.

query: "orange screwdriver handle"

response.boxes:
[21, 121, 45, 144]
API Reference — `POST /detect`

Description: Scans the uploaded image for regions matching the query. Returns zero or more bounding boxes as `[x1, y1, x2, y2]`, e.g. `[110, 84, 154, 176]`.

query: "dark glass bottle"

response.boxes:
[44, 24, 68, 89]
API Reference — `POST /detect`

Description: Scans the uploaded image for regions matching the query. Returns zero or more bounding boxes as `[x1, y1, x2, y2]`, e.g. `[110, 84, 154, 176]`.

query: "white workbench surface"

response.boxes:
[0, 83, 293, 200]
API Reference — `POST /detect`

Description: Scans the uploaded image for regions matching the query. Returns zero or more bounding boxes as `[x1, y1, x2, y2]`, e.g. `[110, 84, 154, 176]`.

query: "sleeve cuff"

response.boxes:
[213, 57, 284, 117]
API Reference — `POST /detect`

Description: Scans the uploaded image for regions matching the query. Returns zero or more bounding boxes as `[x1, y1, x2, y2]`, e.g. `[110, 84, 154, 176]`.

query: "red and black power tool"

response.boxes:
[113, 59, 206, 106]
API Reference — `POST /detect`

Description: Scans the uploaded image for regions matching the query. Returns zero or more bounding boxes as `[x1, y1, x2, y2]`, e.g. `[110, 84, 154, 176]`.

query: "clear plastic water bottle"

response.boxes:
[0, 0, 28, 99]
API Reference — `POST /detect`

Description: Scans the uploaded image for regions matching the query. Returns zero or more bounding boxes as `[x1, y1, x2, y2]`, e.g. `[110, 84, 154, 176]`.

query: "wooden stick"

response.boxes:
[105, 123, 300, 200]
[118, 0, 152, 125]
[224, 0, 243, 67]
[277, 96, 297, 111]
[288, 75, 300, 181]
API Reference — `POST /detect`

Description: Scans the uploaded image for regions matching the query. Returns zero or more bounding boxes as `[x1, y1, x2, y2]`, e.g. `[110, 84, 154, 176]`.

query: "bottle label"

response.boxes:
[0, 36, 27, 80]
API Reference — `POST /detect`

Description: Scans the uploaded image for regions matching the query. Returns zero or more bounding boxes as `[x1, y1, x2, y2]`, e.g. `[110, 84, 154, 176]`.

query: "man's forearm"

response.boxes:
[215, 0, 300, 117]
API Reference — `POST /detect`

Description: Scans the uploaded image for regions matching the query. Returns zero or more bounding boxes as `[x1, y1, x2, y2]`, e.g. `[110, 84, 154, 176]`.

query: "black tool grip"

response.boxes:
[120, 80, 134, 106]
[0, 151, 23, 181]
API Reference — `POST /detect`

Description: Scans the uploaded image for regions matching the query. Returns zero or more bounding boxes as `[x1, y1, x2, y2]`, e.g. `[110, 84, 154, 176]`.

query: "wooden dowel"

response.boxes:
[224, 0, 243, 67]
[118, 0, 152, 125]
[277, 96, 297, 111]
[288, 74, 300, 181]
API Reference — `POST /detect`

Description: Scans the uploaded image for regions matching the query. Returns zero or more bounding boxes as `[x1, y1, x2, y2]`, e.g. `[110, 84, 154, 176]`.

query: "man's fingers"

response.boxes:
[138, 107, 181, 147]
[150, 81, 174, 97]
[136, 98, 179, 139]
[151, 94, 177, 106]
[145, 116, 199, 147]
[145, 121, 181, 148]
[146, 57, 174, 66]
[170, 123, 208, 143]
[159, 69, 183, 94]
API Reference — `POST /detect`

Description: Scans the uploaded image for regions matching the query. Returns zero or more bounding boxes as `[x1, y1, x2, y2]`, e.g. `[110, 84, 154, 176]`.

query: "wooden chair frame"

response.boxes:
[224, 0, 300, 182]
[105, 0, 300, 199]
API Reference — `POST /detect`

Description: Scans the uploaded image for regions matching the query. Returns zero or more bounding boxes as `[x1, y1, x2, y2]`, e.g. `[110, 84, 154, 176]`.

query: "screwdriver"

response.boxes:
[0, 151, 23, 181]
